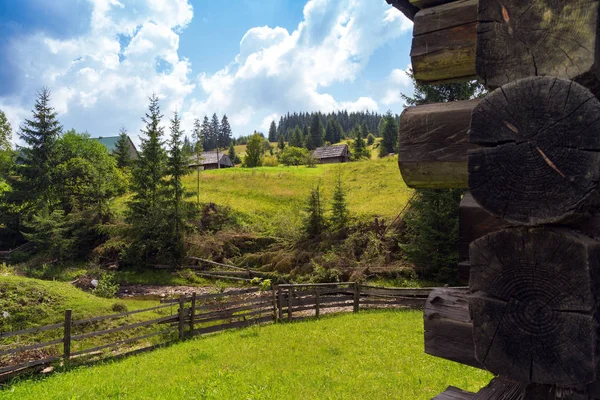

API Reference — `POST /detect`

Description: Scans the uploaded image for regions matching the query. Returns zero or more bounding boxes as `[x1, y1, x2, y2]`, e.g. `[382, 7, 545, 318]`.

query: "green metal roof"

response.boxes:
[95, 136, 120, 152]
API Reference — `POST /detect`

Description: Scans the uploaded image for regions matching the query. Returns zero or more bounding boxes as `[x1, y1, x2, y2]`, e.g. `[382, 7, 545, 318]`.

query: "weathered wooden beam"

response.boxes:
[470, 227, 600, 386]
[469, 77, 600, 225]
[410, 0, 460, 9]
[411, 0, 478, 83]
[385, 0, 419, 21]
[424, 287, 483, 369]
[433, 386, 475, 400]
[398, 99, 480, 188]
[477, 0, 600, 96]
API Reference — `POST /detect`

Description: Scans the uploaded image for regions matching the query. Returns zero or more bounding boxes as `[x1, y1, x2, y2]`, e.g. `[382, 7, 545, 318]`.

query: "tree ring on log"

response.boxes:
[469, 227, 600, 386]
[477, 0, 600, 94]
[468, 77, 600, 225]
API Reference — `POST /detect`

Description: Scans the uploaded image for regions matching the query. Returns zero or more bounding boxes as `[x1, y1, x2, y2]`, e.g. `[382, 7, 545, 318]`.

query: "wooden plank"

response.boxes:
[178, 295, 185, 340]
[194, 302, 273, 324]
[424, 287, 483, 369]
[411, 9, 477, 83]
[63, 310, 72, 367]
[315, 288, 320, 318]
[160, 287, 261, 303]
[195, 273, 252, 282]
[278, 282, 352, 288]
[193, 316, 273, 336]
[190, 293, 196, 336]
[433, 386, 475, 400]
[398, 99, 480, 188]
[71, 315, 176, 341]
[0, 338, 63, 357]
[196, 295, 272, 311]
[353, 283, 360, 313]
[359, 287, 434, 297]
[413, 0, 478, 36]
[0, 355, 61, 375]
[72, 303, 173, 326]
[0, 322, 64, 339]
[473, 377, 525, 399]
[360, 298, 426, 308]
[70, 329, 172, 357]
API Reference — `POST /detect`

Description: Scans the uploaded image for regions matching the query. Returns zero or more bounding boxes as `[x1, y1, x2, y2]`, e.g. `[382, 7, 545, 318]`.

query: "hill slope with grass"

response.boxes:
[179, 158, 411, 235]
[4, 310, 491, 399]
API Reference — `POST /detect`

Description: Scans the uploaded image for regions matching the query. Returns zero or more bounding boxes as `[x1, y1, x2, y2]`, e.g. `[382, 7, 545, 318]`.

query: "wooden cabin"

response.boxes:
[188, 152, 234, 170]
[312, 144, 350, 164]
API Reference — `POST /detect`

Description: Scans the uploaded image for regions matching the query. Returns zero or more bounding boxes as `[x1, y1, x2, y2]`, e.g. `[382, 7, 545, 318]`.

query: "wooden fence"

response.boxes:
[0, 283, 437, 383]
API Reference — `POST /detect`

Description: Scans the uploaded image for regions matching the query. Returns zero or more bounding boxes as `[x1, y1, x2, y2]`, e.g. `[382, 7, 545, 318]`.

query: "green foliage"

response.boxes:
[277, 134, 285, 151]
[329, 174, 349, 233]
[288, 125, 304, 148]
[351, 127, 370, 160]
[379, 111, 399, 157]
[94, 272, 120, 299]
[243, 133, 264, 168]
[278, 146, 309, 166]
[228, 142, 237, 164]
[401, 189, 463, 283]
[220, 114, 232, 148]
[402, 68, 485, 106]
[113, 128, 132, 169]
[325, 118, 343, 144]
[366, 133, 375, 146]
[307, 114, 324, 150]
[0, 109, 11, 152]
[24, 209, 73, 260]
[268, 120, 277, 142]
[262, 155, 279, 167]
[302, 183, 326, 237]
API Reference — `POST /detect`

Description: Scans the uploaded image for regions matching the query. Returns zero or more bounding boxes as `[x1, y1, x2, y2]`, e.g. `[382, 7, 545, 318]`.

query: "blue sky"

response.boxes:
[0, 0, 413, 144]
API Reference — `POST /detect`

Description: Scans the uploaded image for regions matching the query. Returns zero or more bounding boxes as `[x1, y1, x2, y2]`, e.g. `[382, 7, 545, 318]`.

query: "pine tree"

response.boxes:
[277, 134, 285, 151]
[200, 115, 211, 151]
[15, 87, 63, 210]
[182, 135, 194, 156]
[333, 119, 343, 143]
[243, 133, 263, 168]
[113, 127, 131, 168]
[330, 173, 349, 233]
[268, 120, 277, 142]
[211, 113, 221, 168]
[127, 94, 168, 264]
[325, 118, 336, 144]
[351, 127, 369, 160]
[360, 121, 369, 138]
[192, 118, 203, 207]
[228, 142, 237, 164]
[379, 111, 399, 157]
[289, 125, 303, 148]
[302, 183, 325, 237]
[220, 114, 232, 148]
[0, 109, 12, 152]
[302, 125, 309, 148]
[307, 114, 324, 150]
[165, 111, 188, 263]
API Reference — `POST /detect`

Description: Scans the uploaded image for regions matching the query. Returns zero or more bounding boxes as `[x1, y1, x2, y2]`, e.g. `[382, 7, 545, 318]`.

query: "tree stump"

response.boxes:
[469, 227, 600, 386]
[477, 0, 600, 95]
[468, 77, 600, 225]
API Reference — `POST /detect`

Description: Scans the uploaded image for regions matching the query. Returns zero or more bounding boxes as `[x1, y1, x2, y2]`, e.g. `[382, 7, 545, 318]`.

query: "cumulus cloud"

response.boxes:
[381, 64, 413, 106]
[185, 0, 412, 134]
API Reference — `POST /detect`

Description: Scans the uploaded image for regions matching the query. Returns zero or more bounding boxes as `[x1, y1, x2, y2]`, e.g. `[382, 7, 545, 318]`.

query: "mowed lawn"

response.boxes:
[182, 157, 412, 229]
[3, 311, 492, 399]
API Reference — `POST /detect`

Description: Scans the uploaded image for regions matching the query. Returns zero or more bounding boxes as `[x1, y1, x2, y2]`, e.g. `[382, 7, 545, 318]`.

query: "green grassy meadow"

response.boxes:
[180, 157, 412, 233]
[2, 310, 491, 399]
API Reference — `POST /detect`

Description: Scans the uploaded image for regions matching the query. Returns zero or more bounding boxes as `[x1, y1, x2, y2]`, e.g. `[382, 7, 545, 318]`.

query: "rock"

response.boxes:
[91, 279, 98, 288]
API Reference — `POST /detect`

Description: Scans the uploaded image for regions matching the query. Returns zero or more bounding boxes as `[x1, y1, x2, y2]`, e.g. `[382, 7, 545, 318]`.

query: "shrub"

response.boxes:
[111, 302, 128, 313]
[94, 272, 120, 298]
[262, 155, 279, 167]
[367, 134, 376, 146]
[278, 146, 309, 167]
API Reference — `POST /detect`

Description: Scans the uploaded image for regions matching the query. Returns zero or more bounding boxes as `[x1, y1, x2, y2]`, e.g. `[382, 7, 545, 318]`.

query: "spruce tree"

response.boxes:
[268, 120, 277, 142]
[360, 121, 369, 138]
[307, 114, 324, 150]
[351, 127, 369, 160]
[325, 118, 336, 143]
[228, 142, 237, 164]
[243, 133, 263, 168]
[330, 173, 349, 233]
[127, 94, 168, 264]
[114, 127, 131, 168]
[0, 109, 11, 152]
[220, 114, 232, 148]
[182, 135, 194, 156]
[165, 111, 188, 263]
[16, 87, 63, 210]
[379, 111, 399, 157]
[211, 113, 221, 168]
[277, 134, 285, 151]
[333, 119, 343, 143]
[302, 183, 325, 237]
[193, 118, 203, 207]
[200, 115, 211, 151]
[302, 125, 309, 148]
[289, 125, 303, 148]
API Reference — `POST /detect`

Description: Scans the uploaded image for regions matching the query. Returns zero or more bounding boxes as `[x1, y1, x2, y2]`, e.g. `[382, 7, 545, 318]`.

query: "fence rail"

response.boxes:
[0, 283, 442, 382]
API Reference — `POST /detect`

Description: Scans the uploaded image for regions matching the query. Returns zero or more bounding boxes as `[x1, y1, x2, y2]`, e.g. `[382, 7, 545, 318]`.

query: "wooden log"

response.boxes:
[469, 77, 600, 225]
[63, 309, 72, 366]
[411, 0, 478, 83]
[477, 0, 600, 96]
[385, 0, 419, 21]
[469, 227, 600, 386]
[411, 0, 460, 9]
[398, 99, 480, 188]
[459, 192, 509, 261]
[424, 288, 483, 369]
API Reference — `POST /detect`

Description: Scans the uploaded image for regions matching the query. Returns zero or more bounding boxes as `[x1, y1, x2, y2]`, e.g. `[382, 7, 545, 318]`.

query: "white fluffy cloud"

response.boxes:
[1, 0, 412, 143]
[184, 0, 412, 134]
[381, 64, 413, 106]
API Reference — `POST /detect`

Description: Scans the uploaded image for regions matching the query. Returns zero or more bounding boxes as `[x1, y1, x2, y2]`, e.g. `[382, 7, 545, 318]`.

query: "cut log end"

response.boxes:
[468, 77, 600, 225]
[469, 227, 600, 386]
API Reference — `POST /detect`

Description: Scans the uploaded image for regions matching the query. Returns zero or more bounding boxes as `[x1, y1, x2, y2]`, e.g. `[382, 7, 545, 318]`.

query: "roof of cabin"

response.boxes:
[188, 152, 233, 166]
[312, 144, 349, 159]
[94, 136, 138, 154]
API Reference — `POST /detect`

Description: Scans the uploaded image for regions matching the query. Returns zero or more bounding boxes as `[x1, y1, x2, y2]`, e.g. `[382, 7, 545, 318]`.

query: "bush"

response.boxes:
[367, 134, 376, 146]
[94, 272, 120, 298]
[111, 302, 128, 313]
[262, 155, 279, 167]
[278, 146, 309, 167]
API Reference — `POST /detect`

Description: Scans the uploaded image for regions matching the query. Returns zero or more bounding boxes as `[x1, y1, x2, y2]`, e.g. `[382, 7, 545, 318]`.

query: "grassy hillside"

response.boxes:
[181, 157, 411, 234]
[4, 310, 491, 399]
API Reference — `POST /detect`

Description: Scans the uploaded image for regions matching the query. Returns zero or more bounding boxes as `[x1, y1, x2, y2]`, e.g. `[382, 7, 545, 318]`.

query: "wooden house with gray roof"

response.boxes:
[188, 152, 234, 170]
[312, 144, 350, 164]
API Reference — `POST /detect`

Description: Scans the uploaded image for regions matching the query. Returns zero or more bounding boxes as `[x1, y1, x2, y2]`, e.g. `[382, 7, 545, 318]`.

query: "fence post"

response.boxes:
[178, 295, 186, 340]
[272, 284, 279, 323]
[315, 288, 320, 318]
[287, 287, 294, 321]
[63, 309, 72, 367]
[189, 292, 196, 337]
[277, 287, 284, 322]
[353, 283, 360, 313]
